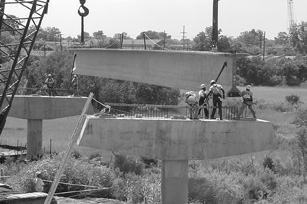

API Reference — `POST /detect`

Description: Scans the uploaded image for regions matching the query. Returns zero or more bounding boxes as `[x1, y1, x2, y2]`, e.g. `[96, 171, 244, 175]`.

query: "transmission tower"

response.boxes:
[287, 0, 295, 31]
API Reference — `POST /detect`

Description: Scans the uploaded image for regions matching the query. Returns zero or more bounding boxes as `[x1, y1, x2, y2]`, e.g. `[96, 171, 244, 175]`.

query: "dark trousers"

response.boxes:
[198, 104, 209, 118]
[211, 96, 222, 119]
[47, 88, 55, 96]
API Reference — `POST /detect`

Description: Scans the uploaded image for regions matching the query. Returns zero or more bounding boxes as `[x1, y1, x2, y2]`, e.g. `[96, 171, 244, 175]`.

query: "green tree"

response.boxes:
[236, 56, 270, 86]
[282, 61, 301, 86]
[289, 21, 307, 54]
[136, 30, 171, 40]
[217, 35, 231, 52]
[234, 29, 265, 54]
[193, 31, 211, 51]
[274, 32, 289, 45]
[135, 84, 180, 105]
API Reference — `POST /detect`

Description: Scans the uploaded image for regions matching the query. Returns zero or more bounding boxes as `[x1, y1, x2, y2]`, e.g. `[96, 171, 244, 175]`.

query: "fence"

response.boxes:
[105, 103, 243, 120]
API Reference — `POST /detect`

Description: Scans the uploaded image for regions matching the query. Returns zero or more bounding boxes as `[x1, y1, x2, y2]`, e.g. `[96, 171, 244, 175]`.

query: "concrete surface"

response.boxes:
[77, 117, 275, 160]
[71, 49, 234, 91]
[162, 160, 188, 204]
[3, 95, 94, 159]
[6, 95, 94, 119]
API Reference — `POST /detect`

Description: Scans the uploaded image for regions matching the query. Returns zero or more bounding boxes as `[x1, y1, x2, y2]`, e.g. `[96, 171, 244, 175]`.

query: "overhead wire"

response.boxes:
[143, 32, 164, 50]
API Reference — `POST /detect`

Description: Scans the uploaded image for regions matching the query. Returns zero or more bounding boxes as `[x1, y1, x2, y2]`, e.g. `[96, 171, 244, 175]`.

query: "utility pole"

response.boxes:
[181, 25, 186, 50]
[212, 0, 219, 49]
[262, 32, 266, 61]
[163, 31, 166, 50]
[143, 32, 146, 50]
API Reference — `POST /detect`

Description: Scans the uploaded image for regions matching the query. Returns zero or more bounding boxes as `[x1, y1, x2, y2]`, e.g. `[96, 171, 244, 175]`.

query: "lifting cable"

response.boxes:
[143, 32, 164, 50]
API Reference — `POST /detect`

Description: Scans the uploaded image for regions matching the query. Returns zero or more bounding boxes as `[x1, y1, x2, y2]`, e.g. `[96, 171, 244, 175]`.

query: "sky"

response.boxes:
[9, 0, 307, 40]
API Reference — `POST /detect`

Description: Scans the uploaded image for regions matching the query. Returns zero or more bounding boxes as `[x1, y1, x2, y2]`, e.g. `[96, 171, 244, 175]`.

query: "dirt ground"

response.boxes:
[54, 197, 125, 204]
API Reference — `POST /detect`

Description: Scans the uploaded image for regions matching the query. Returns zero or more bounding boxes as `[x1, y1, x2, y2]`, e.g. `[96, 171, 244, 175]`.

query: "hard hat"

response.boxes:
[246, 85, 251, 90]
[48, 74, 52, 77]
[36, 171, 42, 176]
[185, 91, 192, 96]
[200, 84, 206, 89]
[210, 80, 216, 85]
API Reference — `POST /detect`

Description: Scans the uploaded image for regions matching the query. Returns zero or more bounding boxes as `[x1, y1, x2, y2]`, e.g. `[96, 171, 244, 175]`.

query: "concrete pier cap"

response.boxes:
[7, 95, 94, 119]
[4, 95, 94, 159]
[78, 116, 275, 160]
[77, 116, 274, 204]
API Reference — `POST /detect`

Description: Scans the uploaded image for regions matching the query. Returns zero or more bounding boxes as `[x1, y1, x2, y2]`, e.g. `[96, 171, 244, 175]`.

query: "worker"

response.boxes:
[34, 171, 44, 192]
[236, 85, 256, 119]
[198, 84, 209, 119]
[208, 80, 225, 120]
[71, 74, 78, 96]
[45, 74, 55, 96]
[185, 91, 199, 119]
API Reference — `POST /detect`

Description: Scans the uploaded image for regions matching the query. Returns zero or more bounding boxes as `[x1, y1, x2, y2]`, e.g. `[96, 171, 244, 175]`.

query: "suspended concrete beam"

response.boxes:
[71, 49, 234, 91]
[4, 95, 94, 159]
[77, 116, 275, 204]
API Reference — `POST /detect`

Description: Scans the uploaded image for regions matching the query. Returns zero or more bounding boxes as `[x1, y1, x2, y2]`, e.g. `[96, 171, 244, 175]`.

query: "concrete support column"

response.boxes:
[161, 160, 188, 204]
[27, 119, 43, 160]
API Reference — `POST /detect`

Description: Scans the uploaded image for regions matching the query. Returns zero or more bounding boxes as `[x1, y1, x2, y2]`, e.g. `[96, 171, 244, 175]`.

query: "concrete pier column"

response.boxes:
[162, 160, 188, 204]
[27, 119, 43, 160]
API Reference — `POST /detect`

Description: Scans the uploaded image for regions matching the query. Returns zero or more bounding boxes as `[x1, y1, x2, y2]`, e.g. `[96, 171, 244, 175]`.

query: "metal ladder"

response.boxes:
[0, 0, 49, 135]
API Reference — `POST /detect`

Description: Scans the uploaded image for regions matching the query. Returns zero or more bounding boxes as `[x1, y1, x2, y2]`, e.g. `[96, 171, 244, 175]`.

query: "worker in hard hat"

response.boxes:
[185, 91, 199, 119]
[34, 171, 44, 192]
[71, 74, 78, 96]
[208, 80, 225, 120]
[198, 84, 209, 119]
[236, 85, 256, 120]
[45, 74, 55, 96]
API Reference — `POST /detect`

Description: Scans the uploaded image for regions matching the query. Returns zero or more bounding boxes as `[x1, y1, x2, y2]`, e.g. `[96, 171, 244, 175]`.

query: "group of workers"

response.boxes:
[43, 74, 78, 96]
[185, 80, 256, 120]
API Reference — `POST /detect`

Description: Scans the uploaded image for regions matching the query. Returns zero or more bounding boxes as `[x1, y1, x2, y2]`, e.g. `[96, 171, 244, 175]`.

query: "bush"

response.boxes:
[263, 157, 276, 172]
[89, 152, 102, 160]
[285, 94, 301, 106]
[140, 157, 158, 168]
[6, 154, 116, 195]
[243, 177, 268, 202]
[111, 153, 144, 175]
[188, 176, 218, 204]
[110, 172, 161, 203]
[292, 109, 307, 127]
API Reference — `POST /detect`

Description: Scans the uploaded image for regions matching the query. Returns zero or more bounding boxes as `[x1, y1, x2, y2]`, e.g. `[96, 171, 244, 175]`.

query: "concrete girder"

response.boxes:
[71, 49, 234, 91]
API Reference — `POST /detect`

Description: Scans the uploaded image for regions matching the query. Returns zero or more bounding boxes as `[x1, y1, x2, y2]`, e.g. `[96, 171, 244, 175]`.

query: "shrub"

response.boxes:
[272, 102, 292, 112]
[292, 109, 307, 127]
[188, 176, 218, 204]
[263, 157, 275, 172]
[140, 157, 158, 168]
[111, 153, 144, 175]
[89, 152, 102, 160]
[6, 154, 116, 195]
[110, 172, 161, 203]
[243, 177, 268, 202]
[71, 149, 83, 159]
[285, 94, 301, 106]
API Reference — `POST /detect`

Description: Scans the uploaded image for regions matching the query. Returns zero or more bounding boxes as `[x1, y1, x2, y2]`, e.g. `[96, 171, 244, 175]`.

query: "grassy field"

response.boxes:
[0, 86, 305, 156]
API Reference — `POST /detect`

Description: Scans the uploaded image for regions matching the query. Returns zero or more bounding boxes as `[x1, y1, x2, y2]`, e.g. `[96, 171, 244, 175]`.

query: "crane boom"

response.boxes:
[0, 0, 49, 135]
